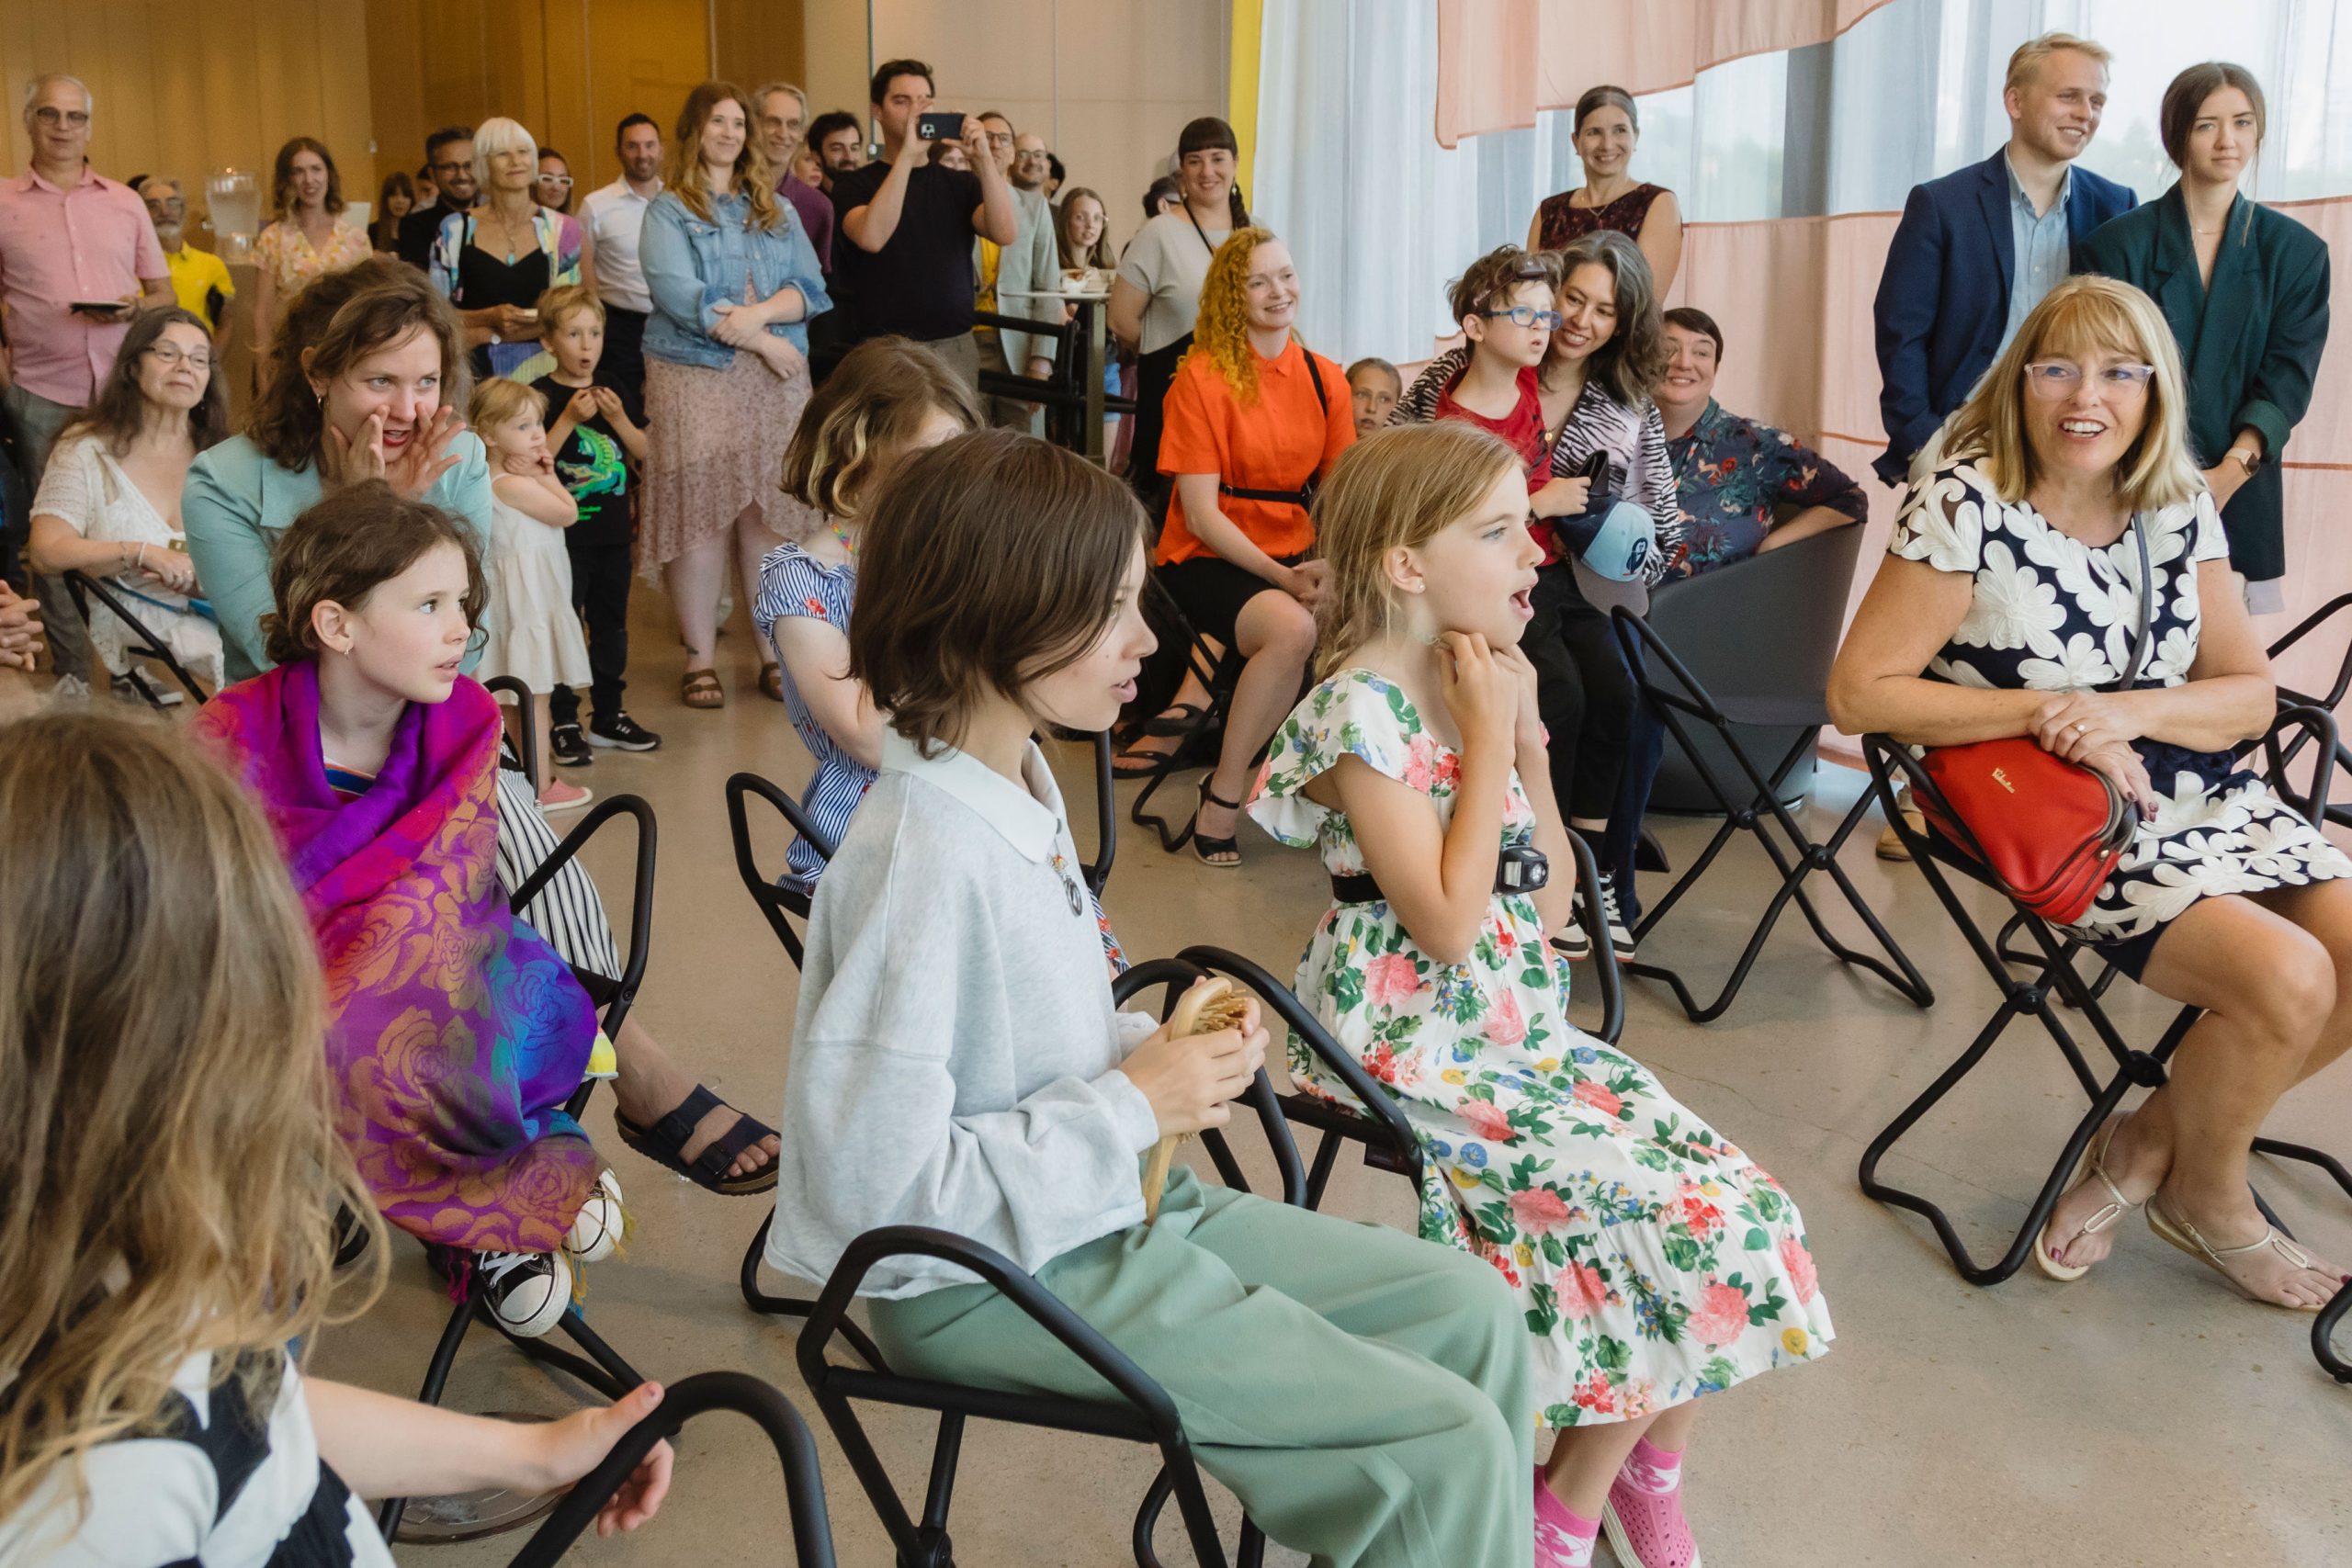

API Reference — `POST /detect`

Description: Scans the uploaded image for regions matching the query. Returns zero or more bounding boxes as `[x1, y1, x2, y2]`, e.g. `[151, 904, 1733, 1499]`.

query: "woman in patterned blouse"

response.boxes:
[1526, 85, 1683, 297]
[1655, 307, 1866, 579]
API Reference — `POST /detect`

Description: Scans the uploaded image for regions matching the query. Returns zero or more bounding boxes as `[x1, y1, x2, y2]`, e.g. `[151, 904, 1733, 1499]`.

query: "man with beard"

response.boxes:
[806, 111, 865, 195]
[144, 177, 235, 355]
[575, 113, 664, 406]
[396, 126, 478, 272]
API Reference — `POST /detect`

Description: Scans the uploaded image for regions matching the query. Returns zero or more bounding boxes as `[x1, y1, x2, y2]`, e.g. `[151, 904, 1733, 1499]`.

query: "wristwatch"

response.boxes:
[2227, 446, 2261, 477]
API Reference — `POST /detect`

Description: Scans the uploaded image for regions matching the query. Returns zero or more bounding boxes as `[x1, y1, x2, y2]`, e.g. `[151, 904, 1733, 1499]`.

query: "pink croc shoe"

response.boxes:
[1532, 1468, 1599, 1568]
[1603, 1470, 1702, 1568]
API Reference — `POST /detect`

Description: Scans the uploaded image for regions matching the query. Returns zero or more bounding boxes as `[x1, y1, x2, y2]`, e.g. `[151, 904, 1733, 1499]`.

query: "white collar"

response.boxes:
[881, 730, 1068, 865]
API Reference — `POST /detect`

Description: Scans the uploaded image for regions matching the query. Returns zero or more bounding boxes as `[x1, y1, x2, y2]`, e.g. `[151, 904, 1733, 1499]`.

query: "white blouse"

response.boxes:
[31, 434, 223, 685]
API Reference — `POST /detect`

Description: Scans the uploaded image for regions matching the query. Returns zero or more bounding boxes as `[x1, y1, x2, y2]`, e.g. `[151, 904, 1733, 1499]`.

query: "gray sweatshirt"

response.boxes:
[764, 731, 1162, 1298]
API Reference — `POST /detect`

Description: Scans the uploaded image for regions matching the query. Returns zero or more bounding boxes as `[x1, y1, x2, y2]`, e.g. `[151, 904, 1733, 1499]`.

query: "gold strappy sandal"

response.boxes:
[2034, 1116, 2141, 1282]
[2146, 1199, 2333, 1313]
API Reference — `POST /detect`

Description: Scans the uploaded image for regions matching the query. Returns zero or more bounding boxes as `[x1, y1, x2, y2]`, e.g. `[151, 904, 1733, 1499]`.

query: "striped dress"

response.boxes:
[753, 541, 871, 893]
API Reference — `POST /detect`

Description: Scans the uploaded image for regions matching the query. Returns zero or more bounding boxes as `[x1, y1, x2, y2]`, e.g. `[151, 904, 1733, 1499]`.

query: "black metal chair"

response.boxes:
[1129, 578, 1249, 854]
[376, 791, 661, 1538]
[783, 954, 1307, 1568]
[485, 673, 540, 789]
[1856, 711, 2352, 1290]
[62, 569, 210, 708]
[1608, 527, 1934, 1022]
[503, 1371, 836, 1568]
[2320, 1284, 2352, 1383]
[1240, 834, 1625, 1212]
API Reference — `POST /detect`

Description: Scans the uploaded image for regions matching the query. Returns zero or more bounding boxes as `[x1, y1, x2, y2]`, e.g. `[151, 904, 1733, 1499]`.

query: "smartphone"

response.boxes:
[915, 111, 966, 144]
[69, 300, 130, 318]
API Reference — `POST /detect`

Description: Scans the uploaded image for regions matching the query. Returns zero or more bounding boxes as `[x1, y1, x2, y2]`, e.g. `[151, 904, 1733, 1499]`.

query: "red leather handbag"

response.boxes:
[1917, 518, 2151, 927]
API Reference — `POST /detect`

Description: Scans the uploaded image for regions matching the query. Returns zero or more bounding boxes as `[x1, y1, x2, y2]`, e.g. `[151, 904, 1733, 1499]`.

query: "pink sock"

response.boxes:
[1532, 1468, 1600, 1568]
[1620, 1434, 1684, 1495]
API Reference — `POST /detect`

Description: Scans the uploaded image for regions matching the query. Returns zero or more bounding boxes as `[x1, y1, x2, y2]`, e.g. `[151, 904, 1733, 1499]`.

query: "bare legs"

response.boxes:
[1542, 1401, 1700, 1517]
[606, 1014, 779, 1179]
[663, 503, 787, 675]
[1194, 590, 1317, 863]
[2041, 882, 2352, 1305]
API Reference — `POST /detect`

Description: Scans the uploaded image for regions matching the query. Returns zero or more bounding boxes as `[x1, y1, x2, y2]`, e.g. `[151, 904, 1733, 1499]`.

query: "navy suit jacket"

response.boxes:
[1871, 151, 2137, 483]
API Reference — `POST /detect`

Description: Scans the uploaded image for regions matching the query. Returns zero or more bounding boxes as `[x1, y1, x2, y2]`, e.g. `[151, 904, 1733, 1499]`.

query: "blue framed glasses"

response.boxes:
[1481, 305, 1564, 331]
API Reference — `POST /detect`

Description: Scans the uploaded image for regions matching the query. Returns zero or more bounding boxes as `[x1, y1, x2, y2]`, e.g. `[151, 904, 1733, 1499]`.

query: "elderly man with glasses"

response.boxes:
[142, 178, 236, 356]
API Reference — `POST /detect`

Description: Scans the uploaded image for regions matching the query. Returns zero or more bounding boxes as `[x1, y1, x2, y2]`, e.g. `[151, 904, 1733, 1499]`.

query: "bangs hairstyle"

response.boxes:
[470, 117, 537, 190]
[779, 335, 980, 526]
[1174, 116, 1250, 229]
[269, 135, 345, 218]
[1942, 275, 2200, 514]
[534, 281, 605, 335]
[851, 430, 1147, 753]
[0, 711, 385, 1532]
[1187, 225, 1286, 406]
[1314, 423, 1524, 677]
[1661, 306, 1724, 362]
[59, 308, 230, 457]
[260, 481, 487, 668]
[245, 258, 468, 471]
[1450, 244, 1561, 327]
[665, 81, 781, 230]
[1551, 230, 1668, 410]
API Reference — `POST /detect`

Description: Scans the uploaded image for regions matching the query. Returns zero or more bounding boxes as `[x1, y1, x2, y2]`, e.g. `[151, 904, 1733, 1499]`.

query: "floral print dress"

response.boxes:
[1249, 670, 1832, 1427]
[1893, 462, 2350, 968]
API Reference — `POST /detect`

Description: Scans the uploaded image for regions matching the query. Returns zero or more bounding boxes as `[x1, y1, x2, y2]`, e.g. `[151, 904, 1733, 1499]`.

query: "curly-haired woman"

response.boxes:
[1149, 228, 1353, 865]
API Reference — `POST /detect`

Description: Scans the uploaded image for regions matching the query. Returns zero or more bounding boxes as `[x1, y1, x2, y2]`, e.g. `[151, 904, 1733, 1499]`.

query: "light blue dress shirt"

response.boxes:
[2000, 154, 2074, 352]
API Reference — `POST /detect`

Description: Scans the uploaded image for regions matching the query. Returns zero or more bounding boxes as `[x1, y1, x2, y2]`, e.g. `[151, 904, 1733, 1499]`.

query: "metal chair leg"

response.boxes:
[2317, 1280, 2352, 1383]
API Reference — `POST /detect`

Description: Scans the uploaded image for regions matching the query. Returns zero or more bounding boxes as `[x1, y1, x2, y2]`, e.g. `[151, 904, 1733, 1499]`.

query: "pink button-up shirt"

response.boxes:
[0, 164, 167, 405]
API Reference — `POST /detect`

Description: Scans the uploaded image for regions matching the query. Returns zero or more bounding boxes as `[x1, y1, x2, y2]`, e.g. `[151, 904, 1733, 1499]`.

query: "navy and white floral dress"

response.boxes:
[1893, 460, 2350, 972]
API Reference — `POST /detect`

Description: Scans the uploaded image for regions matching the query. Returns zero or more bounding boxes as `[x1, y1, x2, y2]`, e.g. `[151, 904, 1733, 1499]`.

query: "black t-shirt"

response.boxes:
[523, 371, 644, 547]
[395, 197, 448, 271]
[827, 160, 985, 342]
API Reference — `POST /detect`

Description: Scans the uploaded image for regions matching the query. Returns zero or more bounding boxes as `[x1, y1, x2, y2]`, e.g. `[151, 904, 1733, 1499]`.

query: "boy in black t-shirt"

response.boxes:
[526, 285, 661, 763]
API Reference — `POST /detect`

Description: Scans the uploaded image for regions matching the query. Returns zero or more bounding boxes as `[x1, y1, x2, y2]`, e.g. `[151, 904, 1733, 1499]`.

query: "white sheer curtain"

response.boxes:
[1252, 0, 2352, 367]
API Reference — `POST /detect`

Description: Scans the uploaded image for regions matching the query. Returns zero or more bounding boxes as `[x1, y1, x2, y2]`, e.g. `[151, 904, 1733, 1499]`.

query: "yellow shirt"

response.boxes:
[164, 243, 235, 326]
[976, 237, 1001, 331]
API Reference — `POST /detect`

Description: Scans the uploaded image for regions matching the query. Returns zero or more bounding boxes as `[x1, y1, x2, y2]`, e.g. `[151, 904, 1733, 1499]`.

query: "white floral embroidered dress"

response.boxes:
[1249, 669, 1832, 1427]
[1893, 461, 2349, 950]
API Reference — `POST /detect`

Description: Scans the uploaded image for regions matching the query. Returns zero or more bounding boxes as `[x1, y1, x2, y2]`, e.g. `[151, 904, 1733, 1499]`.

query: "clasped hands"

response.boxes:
[2030, 689, 2156, 818]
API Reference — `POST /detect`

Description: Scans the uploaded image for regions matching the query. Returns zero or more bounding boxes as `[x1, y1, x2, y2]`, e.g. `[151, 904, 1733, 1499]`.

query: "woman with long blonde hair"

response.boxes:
[1830, 274, 2352, 1309]
[1135, 227, 1354, 865]
[0, 712, 672, 1566]
[639, 80, 830, 711]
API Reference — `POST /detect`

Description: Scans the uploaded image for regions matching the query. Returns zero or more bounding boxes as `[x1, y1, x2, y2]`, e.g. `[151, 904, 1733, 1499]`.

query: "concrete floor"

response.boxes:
[301, 595, 2352, 1568]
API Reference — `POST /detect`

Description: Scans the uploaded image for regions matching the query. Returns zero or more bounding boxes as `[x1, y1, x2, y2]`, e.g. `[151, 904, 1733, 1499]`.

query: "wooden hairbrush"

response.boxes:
[1139, 977, 1254, 1223]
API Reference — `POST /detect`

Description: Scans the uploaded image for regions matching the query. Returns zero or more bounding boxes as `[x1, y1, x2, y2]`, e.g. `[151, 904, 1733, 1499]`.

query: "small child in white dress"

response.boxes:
[469, 378, 594, 811]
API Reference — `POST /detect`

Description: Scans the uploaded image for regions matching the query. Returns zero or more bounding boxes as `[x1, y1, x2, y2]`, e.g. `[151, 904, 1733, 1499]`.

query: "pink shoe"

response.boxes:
[537, 778, 593, 813]
[1603, 1471, 1702, 1568]
[1532, 1468, 1599, 1568]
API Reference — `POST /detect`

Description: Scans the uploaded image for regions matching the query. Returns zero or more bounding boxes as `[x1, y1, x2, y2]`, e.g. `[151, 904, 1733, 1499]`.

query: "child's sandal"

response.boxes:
[681, 668, 725, 709]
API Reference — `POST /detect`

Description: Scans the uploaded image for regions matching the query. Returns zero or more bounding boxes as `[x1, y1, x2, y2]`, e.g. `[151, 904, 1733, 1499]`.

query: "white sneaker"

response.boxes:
[479, 1248, 572, 1338]
[564, 1170, 624, 1265]
[1594, 872, 1636, 958]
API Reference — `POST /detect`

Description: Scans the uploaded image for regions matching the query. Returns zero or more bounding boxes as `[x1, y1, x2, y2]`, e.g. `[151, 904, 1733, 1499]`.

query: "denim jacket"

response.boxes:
[640, 187, 830, 368]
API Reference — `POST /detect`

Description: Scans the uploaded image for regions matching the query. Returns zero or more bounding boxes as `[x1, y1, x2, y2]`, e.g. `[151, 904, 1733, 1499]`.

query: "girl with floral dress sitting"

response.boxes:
[1248, 422, 1834, 1568]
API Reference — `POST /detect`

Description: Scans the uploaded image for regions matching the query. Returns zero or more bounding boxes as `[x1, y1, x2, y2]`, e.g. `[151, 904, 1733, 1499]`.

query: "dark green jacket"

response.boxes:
[2081, 185, 2329, 582]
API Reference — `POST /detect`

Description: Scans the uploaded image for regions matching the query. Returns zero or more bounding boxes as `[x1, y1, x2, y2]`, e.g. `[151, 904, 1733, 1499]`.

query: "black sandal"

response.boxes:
[1189, 778, 1243, 868]
[1113, 735, 1181, 779]
[1139, 701, 1209, 738]
[614, 1084, 779, 1196]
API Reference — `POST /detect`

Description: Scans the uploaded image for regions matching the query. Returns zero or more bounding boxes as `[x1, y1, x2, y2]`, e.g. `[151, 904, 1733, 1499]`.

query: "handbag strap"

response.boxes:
[2109, 515, 2154, 693]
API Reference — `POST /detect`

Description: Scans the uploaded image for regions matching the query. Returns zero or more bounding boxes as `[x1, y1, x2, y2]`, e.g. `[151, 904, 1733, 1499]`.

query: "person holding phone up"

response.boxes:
[827, 58, 1017, 390]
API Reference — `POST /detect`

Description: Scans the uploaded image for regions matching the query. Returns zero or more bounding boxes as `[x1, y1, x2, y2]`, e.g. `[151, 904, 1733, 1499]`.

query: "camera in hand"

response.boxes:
[915, 111, 966, 144]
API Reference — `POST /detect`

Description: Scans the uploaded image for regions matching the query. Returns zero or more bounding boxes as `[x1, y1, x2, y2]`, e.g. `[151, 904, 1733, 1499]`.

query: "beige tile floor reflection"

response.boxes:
[301, 596, 2352, 1568]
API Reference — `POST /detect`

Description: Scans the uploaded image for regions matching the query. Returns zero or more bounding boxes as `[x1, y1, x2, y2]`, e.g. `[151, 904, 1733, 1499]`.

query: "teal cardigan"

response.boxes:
[2080, 185, 2330, 582]
[182, 432, 494, 682]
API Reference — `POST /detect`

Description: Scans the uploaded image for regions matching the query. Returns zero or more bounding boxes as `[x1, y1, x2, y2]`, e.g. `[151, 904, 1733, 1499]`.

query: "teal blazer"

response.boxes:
[2081, 185, 2330, 581]
[182, 432, 493, 682]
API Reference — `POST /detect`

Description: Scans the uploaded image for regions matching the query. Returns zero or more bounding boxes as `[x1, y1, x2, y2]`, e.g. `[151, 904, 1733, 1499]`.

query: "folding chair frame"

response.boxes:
[1856, 712, 2352, 1294]
[377, 793, 661, 1538]
[785, 956, 1308, 1568]
[1129, 577, 1247, 853]
[1611, 606, 1934, 1022]
[62, 569, 210, 707]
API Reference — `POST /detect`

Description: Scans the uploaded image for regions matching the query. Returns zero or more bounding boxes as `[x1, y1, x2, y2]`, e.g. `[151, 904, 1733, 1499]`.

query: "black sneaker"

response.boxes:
[549, 723, 594, 768]
[478, 1248, 571, 1337]
[589, 711, 662, 751]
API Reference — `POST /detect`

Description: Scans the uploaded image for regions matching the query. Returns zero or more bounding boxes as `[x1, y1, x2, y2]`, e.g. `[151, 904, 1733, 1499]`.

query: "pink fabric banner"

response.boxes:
[1433, 0, 1896, 147]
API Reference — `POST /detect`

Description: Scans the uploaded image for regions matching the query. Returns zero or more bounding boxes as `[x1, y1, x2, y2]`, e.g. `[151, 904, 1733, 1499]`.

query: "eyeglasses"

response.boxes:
[148, 344, 212, 371]
[2023, 361, 2155, 396]
[985, 132, 1015, 149]
[32, 107, 90, 129]
[429, 160, 471, 177]
[1480, 306, 1565, 331]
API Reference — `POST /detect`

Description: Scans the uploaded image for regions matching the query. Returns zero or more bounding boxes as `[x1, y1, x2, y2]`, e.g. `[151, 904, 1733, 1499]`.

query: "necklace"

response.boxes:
[488, 204, 530, 263]
[827, 518, 858, 560]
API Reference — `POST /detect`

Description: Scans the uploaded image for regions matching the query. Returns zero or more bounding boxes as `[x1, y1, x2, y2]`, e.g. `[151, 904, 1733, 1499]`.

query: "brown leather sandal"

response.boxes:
[681, 668, 725, 709]
[758, 661, 786, 703]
